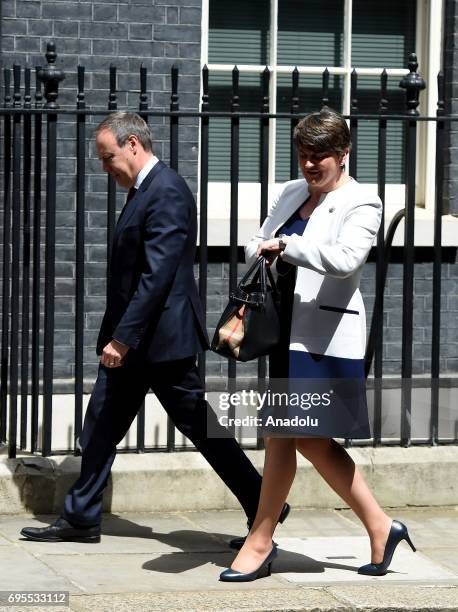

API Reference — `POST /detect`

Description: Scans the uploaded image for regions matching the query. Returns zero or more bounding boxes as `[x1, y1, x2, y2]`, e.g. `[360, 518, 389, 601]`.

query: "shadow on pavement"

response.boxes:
[15, 512, 403, 578]
[141, 546, 368, 574]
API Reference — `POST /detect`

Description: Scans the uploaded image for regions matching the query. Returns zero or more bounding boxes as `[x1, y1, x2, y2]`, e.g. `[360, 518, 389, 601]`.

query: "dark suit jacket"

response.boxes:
[96, 160, 209, 363]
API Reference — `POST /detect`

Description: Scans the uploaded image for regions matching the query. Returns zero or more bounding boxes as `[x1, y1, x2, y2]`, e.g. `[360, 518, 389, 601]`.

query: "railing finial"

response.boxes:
[37, 42, 65, 109]
[321, 67, 329, 109]
[399, 53, 426, 116]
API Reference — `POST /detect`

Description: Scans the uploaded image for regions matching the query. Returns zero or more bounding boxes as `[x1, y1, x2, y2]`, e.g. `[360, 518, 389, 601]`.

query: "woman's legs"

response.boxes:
[296, 437, 392, 563]
[230, 436, 297, 573]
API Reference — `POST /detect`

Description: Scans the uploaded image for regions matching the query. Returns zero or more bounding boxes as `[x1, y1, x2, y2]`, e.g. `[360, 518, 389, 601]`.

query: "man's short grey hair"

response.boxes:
[96, 112, 154, 152]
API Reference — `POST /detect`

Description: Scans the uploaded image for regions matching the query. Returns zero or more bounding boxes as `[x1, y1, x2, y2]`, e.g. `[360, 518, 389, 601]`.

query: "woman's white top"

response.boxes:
[245, 178, 382, 360]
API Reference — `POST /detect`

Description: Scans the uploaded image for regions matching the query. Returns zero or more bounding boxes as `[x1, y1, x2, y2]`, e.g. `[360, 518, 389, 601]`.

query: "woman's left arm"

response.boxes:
[281, 200, 382, 278]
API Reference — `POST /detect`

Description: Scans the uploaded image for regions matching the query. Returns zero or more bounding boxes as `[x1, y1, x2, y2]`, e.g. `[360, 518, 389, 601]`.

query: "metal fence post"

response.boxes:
[38, 42, 65, 456]
[257, 66, 270, 449]
[290, 67, 299, 180]
[0, 68, 12, 448]
[169, 66, 179, 172]
[31, 66, 43, 453]
[430, 71, 445, 445]
[136, 63, 149, 453]
[74, 65, 86, 453]
[106, 64, 117, 287]
[372, 69, 388, 446]
[167, 66, 180, 451]
[399, 53, 426, 447]
[139, 63, 148, 122]
[198, 65, 209, 383]
[20, 67, 32, 450]
[349, 68, 358, 180]
[228, 66, 240, 398]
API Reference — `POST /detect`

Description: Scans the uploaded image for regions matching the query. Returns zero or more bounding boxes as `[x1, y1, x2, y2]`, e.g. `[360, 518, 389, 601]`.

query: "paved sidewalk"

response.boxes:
[0, 507, 457, 611]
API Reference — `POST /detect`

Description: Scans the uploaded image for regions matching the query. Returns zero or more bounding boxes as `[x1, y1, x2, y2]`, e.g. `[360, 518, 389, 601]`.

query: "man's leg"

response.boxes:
[62, 358, 151, 527]
[149, 357, 262, 520]
[21, 357, 151, 541]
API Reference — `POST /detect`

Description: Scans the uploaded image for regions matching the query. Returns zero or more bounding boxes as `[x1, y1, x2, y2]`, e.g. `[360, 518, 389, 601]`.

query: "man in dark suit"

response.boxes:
[21, 112, 289, 544]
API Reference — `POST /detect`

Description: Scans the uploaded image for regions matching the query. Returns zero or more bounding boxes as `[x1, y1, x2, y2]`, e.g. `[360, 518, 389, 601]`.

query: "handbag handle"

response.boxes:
[230, 256, 278, 307]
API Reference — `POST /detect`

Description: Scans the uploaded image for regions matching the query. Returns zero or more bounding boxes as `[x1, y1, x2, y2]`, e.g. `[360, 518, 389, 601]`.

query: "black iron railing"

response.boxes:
[0, 44, 455, 457]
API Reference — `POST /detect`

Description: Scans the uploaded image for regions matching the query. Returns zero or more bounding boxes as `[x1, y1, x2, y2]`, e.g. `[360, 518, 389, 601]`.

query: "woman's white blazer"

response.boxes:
[245, 178, 382, 360]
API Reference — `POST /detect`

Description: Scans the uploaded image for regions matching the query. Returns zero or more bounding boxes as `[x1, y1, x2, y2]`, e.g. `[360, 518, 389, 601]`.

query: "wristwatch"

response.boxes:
[278, 235, 287, 251]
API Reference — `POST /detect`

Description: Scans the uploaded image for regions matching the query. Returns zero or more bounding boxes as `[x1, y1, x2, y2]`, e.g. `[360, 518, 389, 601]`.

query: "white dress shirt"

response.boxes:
[134, 155, 159, 190]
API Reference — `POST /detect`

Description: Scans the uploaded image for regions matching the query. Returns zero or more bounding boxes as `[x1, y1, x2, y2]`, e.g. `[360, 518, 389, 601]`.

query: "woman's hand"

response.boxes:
[256, 237, 289, 266]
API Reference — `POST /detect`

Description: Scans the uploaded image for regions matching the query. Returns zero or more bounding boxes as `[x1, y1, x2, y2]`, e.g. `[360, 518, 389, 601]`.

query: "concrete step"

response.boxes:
[1, 446, 458, 515]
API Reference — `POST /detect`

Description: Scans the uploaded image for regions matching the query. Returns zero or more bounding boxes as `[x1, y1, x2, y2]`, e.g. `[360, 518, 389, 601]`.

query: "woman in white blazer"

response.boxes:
[220, 109, 415, 582]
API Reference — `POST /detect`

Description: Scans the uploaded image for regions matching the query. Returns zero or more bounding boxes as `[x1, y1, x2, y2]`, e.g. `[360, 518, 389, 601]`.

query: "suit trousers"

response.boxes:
[62, 353, 262, 526]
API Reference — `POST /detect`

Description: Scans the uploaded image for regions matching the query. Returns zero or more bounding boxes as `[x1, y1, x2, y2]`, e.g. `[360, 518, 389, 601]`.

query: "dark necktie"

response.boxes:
[118, 187, 137, 223]
[126, 186, 137, 203]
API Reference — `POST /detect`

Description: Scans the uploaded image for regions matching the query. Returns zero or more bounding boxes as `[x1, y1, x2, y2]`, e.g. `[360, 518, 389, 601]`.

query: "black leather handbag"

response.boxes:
[211, 256, 281, 362]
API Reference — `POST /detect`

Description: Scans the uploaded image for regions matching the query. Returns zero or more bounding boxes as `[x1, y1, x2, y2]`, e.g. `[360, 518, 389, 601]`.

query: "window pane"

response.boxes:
[275, 74, 343, 182]
[352, 0, 416, 68]
[353, 76, 406, 184]
[209, 0, 270, 65]
[278, 0, 344, 66]
[208, 72, 262, 182]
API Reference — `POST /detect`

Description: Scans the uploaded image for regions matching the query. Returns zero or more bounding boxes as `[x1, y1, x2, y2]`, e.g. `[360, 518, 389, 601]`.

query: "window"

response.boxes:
[202, 0, 443, 209]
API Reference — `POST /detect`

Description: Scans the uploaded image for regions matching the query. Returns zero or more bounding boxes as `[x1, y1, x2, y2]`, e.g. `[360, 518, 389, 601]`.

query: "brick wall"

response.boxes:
[1, 0, 202, 385]
[1, 0, 201, 183]
[444, 0, 458, 216]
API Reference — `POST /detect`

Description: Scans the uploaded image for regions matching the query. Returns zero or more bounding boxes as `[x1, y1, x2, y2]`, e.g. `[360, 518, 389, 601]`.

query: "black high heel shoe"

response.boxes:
[358, 520, 416, 576]
[219, 545, 278, 582]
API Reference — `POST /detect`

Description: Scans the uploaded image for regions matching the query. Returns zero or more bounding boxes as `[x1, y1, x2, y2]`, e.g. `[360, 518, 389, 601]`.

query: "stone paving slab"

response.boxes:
[0, 547, 77, 593]
[0, 607, 69, 612]
[180, 509, 254, 541]
[400, 511, 458, 549]
[173, 509, 254, 548]
[0, 533, 10, 546]
[188, 508, 366, 541]
[339, 507, 458, 549]
[422, 548, 458, 574]
[275, 536, 457, 585]
[67, 588, 348, 611]
[40, 552, 295, 594]
[275, 510, 365, 539]
[1, 586, 457, 612]
[327, 584, 458, 610]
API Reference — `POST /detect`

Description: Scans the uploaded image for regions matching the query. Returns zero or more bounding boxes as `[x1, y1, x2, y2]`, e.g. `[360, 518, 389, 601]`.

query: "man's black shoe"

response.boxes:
[21, 517, 101, 543]
[229, 502, 291, 550]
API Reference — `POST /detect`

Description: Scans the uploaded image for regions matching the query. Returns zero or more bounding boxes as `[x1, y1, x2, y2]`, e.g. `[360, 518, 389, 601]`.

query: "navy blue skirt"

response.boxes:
[263, 351, 371, 439]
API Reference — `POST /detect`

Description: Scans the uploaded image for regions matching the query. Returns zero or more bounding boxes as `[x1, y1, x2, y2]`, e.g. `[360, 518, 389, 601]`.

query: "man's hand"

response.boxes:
[101, 339, 130, 368]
